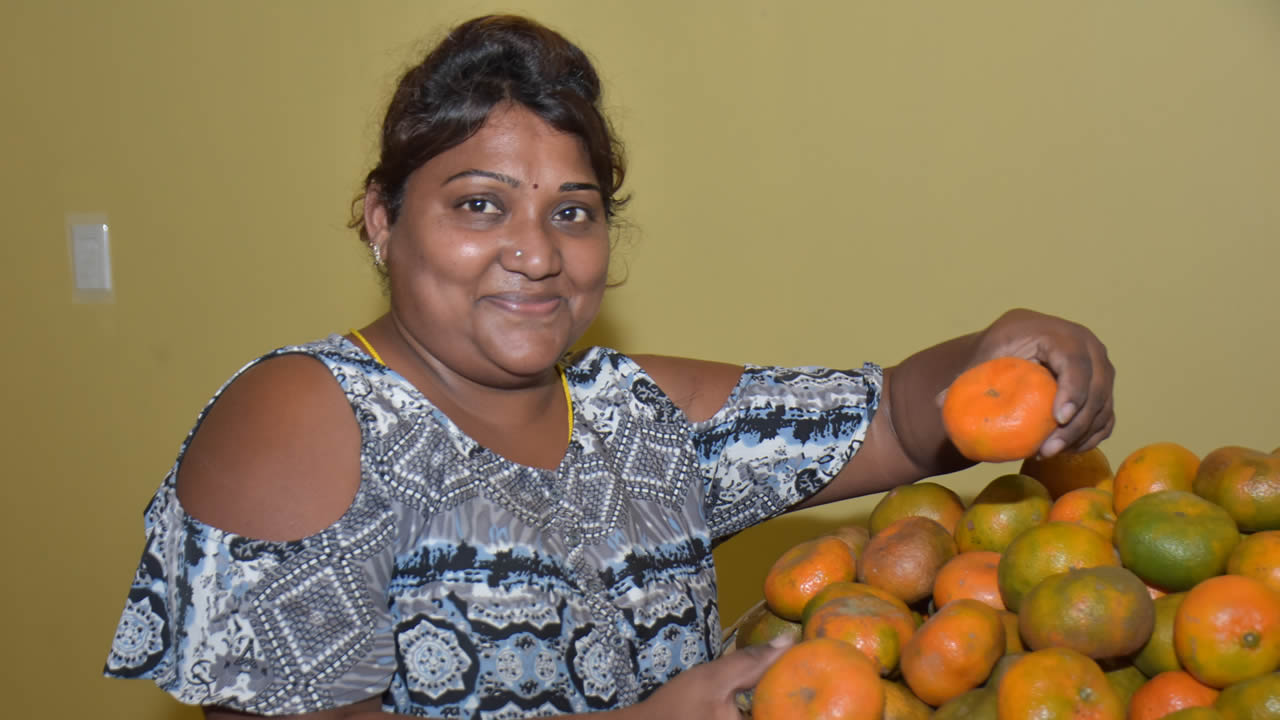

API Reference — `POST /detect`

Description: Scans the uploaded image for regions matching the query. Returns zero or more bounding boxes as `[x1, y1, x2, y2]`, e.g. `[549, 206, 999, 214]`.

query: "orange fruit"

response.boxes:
[827, 524, 871, 566]
[802, 595, 912, 676]
[1020, 446, 1115, 500]
[1128, 671, 1220, 720]
[1104, 664, 1148, 709]
[763, 535, 857, 620]
[1194, 446, 1280, 533]
[867, 481, 966, 536]
[1174, 574, 1280, 688]
[932, 551, 1004, 611]
[986, 651, 1025, 690]
[1114, 490, 1240, 592]
[954, 473, 1052, 554]
[753, 637, 885, 720]
[996, 521, 1120, 612]
[931, 687, 998, 719]
[996, 647, 1125, 719]
[999, 610, 1025, 653]
[1164, 709, 1225, 720]
[734, 600, 803, 650]
[881, 680, 931, 719]
[1113, 441, 1201, 514]
[801, 580, 912, 623]
[1227, 530, 1280, 596]
[942, 356, 1059, 463]
[1134, 592, 1188, 677]
[1213, 671, 1280, 719]
[1047, 486, 1118, 544]
[900, 598, 1006, 707]
[857, 516, 957, 606]
[1017, 565, 1155, 660]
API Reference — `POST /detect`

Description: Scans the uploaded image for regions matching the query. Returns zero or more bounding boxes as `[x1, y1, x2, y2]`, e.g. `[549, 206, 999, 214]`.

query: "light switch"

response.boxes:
[71, 221, 112, 291]
[67, 213, 114, 302]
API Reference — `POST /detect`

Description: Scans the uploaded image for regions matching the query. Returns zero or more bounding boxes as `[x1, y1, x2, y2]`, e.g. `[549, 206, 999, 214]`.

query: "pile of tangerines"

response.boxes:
[734, 357, 1280, 720]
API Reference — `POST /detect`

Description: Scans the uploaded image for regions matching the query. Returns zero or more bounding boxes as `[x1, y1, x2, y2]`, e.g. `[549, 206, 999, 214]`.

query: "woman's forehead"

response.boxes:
[421, 104, 595, 184]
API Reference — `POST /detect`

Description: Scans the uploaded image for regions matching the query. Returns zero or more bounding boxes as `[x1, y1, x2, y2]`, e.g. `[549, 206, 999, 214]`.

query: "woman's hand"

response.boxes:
[630, 641, 791, 720]
[960, 308, 1115, 458]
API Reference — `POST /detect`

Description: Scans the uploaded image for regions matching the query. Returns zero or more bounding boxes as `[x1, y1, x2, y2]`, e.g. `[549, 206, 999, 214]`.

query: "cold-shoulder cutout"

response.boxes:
[628, 354, 745, 424]
[175, 352, 362, 542]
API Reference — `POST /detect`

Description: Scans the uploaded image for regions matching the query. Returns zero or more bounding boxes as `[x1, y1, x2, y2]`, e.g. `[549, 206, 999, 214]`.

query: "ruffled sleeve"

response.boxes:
[690, 363, 882, 541]
[103, 476, 399, 715]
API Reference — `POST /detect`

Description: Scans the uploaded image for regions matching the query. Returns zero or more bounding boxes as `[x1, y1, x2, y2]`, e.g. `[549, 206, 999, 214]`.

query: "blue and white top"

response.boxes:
[104, 335, 881, 718]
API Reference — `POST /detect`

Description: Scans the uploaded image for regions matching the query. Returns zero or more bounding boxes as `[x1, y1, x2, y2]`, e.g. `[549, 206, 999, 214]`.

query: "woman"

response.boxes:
[104, 15, 1114, 720]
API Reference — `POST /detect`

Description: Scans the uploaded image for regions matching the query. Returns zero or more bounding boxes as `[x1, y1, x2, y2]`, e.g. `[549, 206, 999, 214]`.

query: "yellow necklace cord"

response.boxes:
[559, 365, 574, 443]
[351, 327, 572, 443]
[349, 328, 385, 366]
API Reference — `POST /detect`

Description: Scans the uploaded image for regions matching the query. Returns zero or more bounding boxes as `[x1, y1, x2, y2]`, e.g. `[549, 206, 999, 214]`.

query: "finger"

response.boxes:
[1073, 390, 1115, 453]
[1076, 411, 1116, 453]
[711, 641, 792, 695]
[1047, 349, 1093, 427]
[1041, 349, 1112, 456]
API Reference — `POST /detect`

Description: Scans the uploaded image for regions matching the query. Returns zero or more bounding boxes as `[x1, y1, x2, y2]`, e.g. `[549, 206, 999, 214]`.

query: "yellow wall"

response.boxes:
[3, 2, 1277, 717]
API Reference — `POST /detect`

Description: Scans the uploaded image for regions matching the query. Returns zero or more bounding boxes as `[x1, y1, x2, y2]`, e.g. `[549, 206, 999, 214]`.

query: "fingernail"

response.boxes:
[768, 635, 796, 649]
[1042, 437, 1065, 457]
[1056, 403, 1076, 424]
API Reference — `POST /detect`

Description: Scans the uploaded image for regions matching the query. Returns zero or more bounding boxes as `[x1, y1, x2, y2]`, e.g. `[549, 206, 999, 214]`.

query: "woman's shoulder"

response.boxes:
[565, 347, 745, 424]
[173, 336, 366, 542]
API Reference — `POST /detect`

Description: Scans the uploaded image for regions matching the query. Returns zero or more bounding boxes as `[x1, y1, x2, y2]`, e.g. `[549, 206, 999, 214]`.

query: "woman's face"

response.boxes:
[373, 103, 610, 387]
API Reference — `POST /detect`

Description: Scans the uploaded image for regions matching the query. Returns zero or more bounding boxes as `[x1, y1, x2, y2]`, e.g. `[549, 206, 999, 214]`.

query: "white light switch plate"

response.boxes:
[67, 213, 114, 302]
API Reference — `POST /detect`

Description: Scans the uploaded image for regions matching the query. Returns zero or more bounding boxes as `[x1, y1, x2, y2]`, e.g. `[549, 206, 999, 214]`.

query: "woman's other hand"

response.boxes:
[631, 640, 791, 720]
[801, 307, 1115, 507]
[958, 308, 1115, 458]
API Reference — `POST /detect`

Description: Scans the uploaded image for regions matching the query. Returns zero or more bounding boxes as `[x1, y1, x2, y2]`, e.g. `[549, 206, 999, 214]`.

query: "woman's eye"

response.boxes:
[461, 198, 501, 214]
[555, 206, 591, 223]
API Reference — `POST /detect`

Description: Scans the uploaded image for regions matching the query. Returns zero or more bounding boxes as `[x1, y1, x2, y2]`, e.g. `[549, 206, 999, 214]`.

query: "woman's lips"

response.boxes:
[485, 293, 563, 315]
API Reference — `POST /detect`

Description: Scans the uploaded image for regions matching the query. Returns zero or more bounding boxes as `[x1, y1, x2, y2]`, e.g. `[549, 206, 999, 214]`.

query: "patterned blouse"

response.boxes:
[104, 335, 881, 718]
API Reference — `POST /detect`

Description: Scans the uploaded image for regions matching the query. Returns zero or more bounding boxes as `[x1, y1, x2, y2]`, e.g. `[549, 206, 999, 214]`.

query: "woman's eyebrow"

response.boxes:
[443, 169, 520, 187]
[560, 182, 601, 193]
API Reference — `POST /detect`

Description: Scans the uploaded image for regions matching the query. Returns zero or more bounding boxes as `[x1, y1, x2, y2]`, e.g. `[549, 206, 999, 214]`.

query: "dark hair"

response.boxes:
[351, 15, 628, 245]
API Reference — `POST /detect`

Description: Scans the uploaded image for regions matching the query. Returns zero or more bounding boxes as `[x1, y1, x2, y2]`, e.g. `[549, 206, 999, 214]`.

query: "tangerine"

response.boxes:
[932, 551, 1004, 611]
[1174, 574, 1280, 688]
[802, 595, 911, 676]
[880, 680, 932, 720]
[1128, 671, 1220, 720]
[867, 482, 965, 536]
[1227, 530, 1280, 596]
[1020, 446, 1115, 500]
[857, 516, 956, 606]
[753, 637, 884, 720]
[954, 473, 1052, 554]
[763, 535, 857, 621]
[995, 647, 1124, 719]
[996, 521, 1120, 613]
[900, 598, 1006, 707]
[1114, 490, 1239, 592]
[1113, 441, 1200, 515]
[827, 524, 871, 567]
[1213, 671, 1280, 719]
[942, 356, 1059, 463]
[1047, 486, 1118, 544]
[1134, 592, 1188, 677]
[734, 600, 803, 650]
[1017, 565, 1155, 660]
[801, 580, 912, 623]
[1194, 446, 1280, 533]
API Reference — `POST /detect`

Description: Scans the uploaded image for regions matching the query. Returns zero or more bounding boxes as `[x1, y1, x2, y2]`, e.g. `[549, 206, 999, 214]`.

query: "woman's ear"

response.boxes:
[363, 186, 392, 255]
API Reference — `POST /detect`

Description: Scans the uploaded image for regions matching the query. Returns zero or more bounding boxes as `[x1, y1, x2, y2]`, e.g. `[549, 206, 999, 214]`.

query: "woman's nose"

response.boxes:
[501, 215, 561, 279]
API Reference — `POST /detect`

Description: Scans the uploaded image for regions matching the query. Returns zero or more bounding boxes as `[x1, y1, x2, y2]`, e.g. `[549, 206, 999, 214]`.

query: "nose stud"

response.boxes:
[514, 249, 524, 258]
